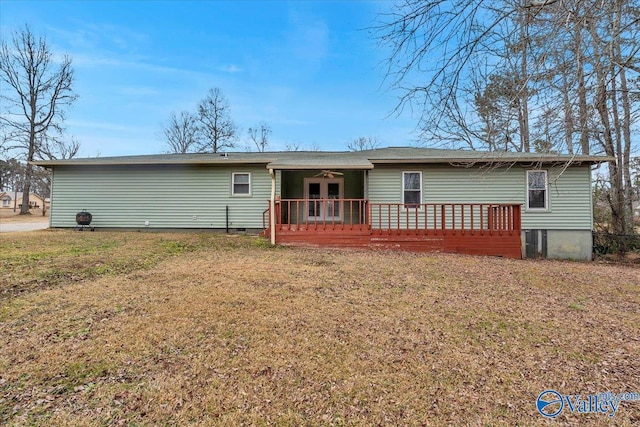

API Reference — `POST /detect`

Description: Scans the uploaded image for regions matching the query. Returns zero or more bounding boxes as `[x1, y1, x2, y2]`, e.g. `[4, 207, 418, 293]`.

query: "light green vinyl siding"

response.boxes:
[368, 164, 593, 230]
[50, 165, 279, 229]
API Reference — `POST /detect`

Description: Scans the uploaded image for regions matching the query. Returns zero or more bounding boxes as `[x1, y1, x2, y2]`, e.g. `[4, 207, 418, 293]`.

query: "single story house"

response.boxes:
[32, 147, 610, 260]
[0, 191, 46, 210]
[0, 193, 10, 208]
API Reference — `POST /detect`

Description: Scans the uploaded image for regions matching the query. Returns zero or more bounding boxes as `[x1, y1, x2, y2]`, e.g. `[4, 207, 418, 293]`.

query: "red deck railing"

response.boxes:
[264, 200, 521, 235]
[369, 203, 521, 235]
[269, 199, 369, 231]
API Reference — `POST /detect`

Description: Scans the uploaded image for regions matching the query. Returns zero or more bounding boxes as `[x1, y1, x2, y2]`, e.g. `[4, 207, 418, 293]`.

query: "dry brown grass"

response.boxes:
[0, 209, 49, 223]
[1, 230, 639, 426]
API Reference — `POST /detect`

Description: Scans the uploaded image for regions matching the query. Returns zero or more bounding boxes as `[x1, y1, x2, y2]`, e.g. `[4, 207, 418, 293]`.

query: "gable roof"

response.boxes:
[0, 192, 45, 201]
[30, 147, 611, 169]
[265, 152, 374, 169]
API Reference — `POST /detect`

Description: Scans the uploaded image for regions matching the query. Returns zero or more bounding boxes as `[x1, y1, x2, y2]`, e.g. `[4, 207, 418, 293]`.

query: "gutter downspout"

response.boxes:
[225, 205, 229, 233]
[269, 168, 276, 245]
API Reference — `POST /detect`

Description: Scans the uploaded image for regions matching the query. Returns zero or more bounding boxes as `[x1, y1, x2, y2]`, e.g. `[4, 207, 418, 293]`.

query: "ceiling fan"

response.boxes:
[314, 170, 344, 179]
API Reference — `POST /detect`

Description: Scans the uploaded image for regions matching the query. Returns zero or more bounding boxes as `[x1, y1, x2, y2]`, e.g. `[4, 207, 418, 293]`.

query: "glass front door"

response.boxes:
[305, 178, 343, 221]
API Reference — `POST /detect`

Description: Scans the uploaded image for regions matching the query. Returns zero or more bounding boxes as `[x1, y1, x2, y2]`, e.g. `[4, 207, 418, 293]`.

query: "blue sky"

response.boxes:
[1, 0, 419, 157]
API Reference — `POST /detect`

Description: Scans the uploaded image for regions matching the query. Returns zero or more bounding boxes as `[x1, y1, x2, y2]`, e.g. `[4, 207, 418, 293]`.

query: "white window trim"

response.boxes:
[402, 171, 423, 210]
[526, 170, 549, 211]
[231, 172, 252, 196]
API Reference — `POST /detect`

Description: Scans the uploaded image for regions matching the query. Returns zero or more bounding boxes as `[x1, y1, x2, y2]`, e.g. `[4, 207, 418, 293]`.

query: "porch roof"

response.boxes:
[266, 153, 373, 170]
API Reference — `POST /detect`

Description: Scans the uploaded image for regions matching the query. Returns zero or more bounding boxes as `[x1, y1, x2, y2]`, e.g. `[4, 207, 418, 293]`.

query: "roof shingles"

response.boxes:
[31, 147, 611, 168]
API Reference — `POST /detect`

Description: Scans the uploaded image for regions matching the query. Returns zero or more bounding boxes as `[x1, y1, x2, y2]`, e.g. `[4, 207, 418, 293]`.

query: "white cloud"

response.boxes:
[219, 64, 243, 73]
[47, 22, 150, 53]
[71, 53, 125, 68]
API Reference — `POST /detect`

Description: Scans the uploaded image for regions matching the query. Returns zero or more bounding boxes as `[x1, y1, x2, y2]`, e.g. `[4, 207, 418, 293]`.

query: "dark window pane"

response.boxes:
[404, 173, 420, 190]
[404, 190, 420, 206]
[328, 183, 340, 197]
[528, 171, 546, 189]
[529, 190, 546, 209]
[233, 173, 250, 194]
[309, 200, 318, 216]
[309, 183, 321, 198]
[234, 174, 249, 184]
[234, 183, 249, 194]
[329, 200, 340, 217]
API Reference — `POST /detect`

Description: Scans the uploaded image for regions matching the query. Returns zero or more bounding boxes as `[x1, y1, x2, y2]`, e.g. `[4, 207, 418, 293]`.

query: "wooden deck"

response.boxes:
[264, 200, 523, 259]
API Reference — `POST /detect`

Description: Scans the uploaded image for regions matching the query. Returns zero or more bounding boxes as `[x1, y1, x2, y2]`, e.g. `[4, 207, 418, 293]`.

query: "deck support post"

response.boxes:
[269, 168, 276, 245]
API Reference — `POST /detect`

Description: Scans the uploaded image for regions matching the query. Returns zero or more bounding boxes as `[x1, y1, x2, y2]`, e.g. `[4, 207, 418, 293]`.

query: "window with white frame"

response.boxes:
[2, 197, 10, 207]
[402, 171, 422, 208]
[232, 172, 251, 196]
[527, 170, 548, 210]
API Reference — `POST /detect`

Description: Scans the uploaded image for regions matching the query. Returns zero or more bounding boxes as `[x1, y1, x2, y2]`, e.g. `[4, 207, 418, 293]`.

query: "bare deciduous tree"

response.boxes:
[0, 26, 77, 214]
[38, 135, 80, 160]
[35, 134, 79, 216]
[196, 88, 237, 153]
[347, 136, 380, 151]
[163, 111, 199, 154]
[247, 122, 271, 152]
[285, 142, 301, 152]
[376, 0, 639, 248]
[0, 158, 24, 192]
[0, 159, 9, 191]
